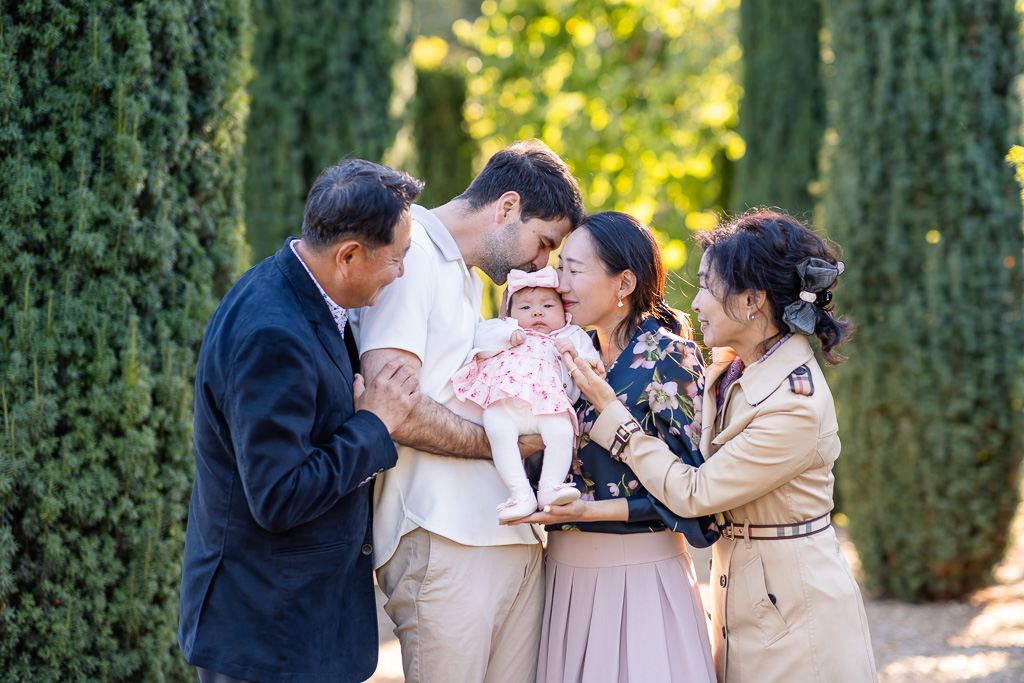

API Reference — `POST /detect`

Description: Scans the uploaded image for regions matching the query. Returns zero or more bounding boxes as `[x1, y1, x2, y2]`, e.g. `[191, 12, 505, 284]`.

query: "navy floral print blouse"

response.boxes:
[549, 315, 719, 548]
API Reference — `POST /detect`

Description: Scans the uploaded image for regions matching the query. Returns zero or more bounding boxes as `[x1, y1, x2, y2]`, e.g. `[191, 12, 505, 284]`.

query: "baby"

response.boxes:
[453, 267, 602, 522]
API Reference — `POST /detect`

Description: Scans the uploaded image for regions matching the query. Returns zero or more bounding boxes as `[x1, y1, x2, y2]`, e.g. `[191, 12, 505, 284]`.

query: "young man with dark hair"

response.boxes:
[179, 159, 424, 683]
[352, 139, 585, 682]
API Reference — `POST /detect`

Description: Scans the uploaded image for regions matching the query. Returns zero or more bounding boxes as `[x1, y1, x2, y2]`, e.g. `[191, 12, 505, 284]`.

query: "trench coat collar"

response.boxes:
[698, 336, 815, 453]
[736, 334, 815, 405]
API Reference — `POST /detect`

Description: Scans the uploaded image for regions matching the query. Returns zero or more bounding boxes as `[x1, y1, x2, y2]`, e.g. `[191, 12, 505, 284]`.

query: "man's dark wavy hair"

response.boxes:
[457, 139, 585, 228]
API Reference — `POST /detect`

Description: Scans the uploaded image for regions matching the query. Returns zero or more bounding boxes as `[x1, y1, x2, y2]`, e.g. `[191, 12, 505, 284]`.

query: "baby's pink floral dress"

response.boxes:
[452, 329, 573, 417]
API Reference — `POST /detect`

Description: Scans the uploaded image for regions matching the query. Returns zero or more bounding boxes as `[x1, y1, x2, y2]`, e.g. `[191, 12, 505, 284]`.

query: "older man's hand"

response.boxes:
[354, 358, 421, 433]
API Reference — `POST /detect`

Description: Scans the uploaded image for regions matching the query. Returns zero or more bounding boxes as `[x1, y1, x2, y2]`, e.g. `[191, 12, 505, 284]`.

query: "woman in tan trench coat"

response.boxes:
[553, 210, 877, 683]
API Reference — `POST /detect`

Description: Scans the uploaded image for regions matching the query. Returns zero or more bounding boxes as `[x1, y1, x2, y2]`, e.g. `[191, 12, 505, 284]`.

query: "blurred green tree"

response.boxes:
[415, 0, 481, 39]
[455, 0, 742, 311]
[244, 0, 412, 261]
[735, 0, 824, 216]
[825, 0, 1024, 601]
[0, 1, 250, 679]
[407, 37, 477, 210]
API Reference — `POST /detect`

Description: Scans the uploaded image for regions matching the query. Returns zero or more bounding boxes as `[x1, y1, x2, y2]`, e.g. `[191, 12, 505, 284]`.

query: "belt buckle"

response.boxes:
[721, 525, 736, 541]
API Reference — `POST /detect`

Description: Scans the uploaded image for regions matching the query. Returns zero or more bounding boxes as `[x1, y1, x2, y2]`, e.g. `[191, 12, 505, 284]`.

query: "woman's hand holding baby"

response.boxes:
[557, 339, 607, 377]
[501, 496, 628, 526]
[501, 498, 588, 526]
[563, 354, 617, 412]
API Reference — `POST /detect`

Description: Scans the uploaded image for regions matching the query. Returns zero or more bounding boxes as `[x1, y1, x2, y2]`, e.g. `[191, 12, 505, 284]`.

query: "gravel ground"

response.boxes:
[863, 510, 1024, 683]
[368, 510, 1024, 682]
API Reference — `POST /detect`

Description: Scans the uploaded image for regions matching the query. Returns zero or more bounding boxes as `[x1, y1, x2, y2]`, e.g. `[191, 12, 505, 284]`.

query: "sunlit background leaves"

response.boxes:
[448, 0, 742, 306]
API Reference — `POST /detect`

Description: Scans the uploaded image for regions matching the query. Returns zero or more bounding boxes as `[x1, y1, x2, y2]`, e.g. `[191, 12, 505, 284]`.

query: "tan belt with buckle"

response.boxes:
[720, 513, 831, 541]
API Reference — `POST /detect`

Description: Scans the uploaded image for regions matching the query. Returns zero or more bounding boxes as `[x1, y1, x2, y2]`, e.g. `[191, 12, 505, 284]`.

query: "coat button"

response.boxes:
[720, 575, 727, 587]
[360, 544, 372, 556]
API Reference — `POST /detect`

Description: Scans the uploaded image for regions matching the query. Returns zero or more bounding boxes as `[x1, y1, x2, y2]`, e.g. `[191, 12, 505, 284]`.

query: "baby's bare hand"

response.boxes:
[510, 329, 527, 346]
[565, 354, 617, 412]
[555, 338, 578, 359]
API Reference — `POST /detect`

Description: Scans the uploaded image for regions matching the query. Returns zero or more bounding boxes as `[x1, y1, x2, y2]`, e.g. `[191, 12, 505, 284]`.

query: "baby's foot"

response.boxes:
[537, 483, 581, 508]
[497, 491, 539, 523]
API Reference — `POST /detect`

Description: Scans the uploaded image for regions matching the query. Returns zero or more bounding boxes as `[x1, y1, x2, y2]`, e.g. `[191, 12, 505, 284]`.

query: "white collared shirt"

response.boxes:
[289, 238, 348, 338]
[350, 204, 541, 568]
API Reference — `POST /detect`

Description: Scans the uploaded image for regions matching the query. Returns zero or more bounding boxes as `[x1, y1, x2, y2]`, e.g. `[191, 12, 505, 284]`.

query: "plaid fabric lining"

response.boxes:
[788, 366, 814, 396]
[608, 419, 643, 462]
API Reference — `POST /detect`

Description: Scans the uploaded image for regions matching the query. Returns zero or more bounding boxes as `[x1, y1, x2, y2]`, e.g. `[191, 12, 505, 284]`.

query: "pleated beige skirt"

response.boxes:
[538, 530, 716, 683]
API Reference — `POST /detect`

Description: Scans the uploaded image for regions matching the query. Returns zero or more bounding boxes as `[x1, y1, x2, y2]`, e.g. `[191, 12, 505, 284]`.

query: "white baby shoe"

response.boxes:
[497, 490, 539, 523]
[536, 483, 581, 508]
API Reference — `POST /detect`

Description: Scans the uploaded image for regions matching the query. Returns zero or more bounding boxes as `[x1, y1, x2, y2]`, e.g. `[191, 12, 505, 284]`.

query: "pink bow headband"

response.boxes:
[506, 266, 559, 295]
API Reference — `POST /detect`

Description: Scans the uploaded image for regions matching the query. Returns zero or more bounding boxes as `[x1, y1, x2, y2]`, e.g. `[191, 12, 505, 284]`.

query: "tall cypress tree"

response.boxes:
[825, 0, 1024, 601]
[410, 61, 475, 210]
[0, 2, 250, 679]
[244, 0, 411, 261]
[735, 0, 825, 216]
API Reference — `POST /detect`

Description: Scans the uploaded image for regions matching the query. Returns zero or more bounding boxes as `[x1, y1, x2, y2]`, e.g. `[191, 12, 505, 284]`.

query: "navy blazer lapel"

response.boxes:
[275, 240, 354, 385]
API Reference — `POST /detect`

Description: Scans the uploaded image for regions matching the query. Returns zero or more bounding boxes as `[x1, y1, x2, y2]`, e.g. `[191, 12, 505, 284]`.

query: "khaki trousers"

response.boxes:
[377, 527, 545, 683]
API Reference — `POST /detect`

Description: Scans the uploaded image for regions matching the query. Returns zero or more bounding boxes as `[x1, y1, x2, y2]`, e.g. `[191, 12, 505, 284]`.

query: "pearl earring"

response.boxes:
[747, 311, 755, 322]
[617, 297, 624, 308]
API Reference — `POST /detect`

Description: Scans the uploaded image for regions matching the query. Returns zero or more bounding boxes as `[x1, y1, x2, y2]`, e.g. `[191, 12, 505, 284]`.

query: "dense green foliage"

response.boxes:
[734, 0, 824, 216]
[0, 1, 250, 679]
[408, 42, 476, 210]
[244, 0, 412, 261]
[825, 0, 1024, 601]
[455, 0, 743, 308]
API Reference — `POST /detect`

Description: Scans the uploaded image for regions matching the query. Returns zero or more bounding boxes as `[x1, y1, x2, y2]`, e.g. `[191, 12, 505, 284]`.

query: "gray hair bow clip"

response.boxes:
[782, 257, 845, 335]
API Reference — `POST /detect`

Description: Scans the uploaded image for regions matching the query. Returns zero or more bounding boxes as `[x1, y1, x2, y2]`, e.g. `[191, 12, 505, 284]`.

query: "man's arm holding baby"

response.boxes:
[360, 347, 543, 460]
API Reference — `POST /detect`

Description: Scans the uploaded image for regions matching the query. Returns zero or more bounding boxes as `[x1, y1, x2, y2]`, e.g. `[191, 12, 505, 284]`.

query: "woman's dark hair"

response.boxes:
[697, 209, 854, 365]
[580, 211, 690, 349]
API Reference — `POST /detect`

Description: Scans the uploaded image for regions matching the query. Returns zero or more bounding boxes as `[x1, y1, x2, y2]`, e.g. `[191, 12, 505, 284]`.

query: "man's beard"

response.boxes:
[477, 220, 531, 284]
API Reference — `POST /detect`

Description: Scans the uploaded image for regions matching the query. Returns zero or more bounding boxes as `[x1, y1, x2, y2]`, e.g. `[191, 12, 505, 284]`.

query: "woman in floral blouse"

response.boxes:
[508, 211, 718, 683]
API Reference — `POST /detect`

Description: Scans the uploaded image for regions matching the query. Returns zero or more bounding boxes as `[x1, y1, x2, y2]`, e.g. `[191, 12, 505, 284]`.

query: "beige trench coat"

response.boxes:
[590, 335, 876, 683]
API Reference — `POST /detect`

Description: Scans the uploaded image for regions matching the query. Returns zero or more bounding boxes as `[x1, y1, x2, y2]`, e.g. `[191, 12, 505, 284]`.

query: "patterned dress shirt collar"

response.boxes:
[289, 238, 348, 339]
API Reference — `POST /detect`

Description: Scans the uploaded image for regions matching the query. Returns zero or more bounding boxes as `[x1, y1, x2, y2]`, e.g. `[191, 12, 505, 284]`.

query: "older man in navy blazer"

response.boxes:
[178, 160, 424, 683]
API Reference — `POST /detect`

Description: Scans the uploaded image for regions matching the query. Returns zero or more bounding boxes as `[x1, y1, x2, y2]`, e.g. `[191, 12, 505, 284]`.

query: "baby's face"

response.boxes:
[509, 287, 566, 334]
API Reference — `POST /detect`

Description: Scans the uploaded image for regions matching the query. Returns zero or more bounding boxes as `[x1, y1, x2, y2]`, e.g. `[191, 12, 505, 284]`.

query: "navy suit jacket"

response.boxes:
[178, 240, 398, 682]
